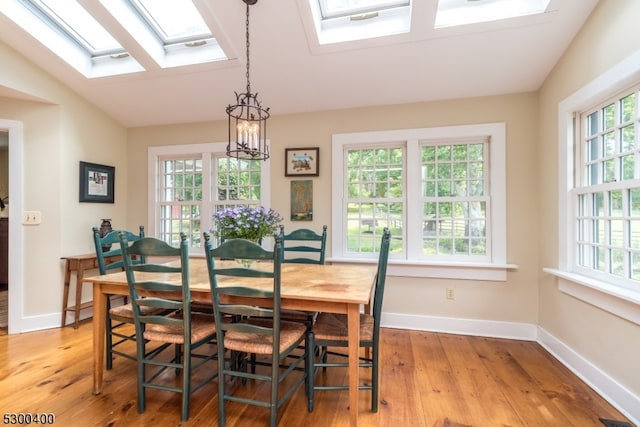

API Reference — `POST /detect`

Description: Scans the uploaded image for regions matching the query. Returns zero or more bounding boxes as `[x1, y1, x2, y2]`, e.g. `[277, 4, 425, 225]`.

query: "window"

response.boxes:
[26, 0, 126, 57]
[317, 0, 410, 19]
[129, 0, 211, 47]
[148, 143, 271, 254]
[2, 0, 226, 78]
[552, 49, 640, 326]
[157, 157, 202, 248]
[435, 0, 551, 28]
[574, 86, 640, 288]
[304, 0, 411, 45]
[332, 123, 508, 280]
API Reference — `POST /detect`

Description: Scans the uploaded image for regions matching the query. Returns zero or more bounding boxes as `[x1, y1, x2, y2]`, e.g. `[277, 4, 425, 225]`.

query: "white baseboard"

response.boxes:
[15, 312, 64, 333]
[382, 312, 538, 340]
[382, 312, 639, 426]
[537, 327, 640, 426]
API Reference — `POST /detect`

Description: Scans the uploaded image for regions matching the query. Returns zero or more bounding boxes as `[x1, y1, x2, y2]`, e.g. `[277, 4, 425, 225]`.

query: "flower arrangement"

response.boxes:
[212, 205, 283, 241]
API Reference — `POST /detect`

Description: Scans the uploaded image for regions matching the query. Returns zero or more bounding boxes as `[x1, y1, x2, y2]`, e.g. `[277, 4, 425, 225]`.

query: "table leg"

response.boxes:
[60, 261, 71, 327]
[73, 268, 85, 329]
[347, 304, 360, 427]
[93, 281, 106, 394]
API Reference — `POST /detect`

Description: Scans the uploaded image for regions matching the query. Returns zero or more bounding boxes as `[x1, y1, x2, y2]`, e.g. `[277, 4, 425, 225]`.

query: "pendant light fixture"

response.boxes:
[226, 0, 270, 161]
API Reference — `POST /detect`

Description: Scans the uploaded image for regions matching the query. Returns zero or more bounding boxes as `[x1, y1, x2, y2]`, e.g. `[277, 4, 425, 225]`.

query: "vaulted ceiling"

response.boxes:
[0, 0, 599, 128]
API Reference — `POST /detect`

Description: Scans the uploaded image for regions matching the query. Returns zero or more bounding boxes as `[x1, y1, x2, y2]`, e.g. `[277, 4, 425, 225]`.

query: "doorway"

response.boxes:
[0, 131, 8, 332]
[0, 120, 24, 334]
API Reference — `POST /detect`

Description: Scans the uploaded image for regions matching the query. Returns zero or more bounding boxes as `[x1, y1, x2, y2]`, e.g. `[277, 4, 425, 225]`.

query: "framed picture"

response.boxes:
[290, 180, 313, 221]
[79, 161, 115, 203]
[285, 147, 319, 177]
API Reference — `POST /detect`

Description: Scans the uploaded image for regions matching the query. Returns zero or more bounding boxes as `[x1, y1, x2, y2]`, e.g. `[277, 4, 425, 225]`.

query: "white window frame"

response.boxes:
[331, 123, 512, 281]
[547, 49, 640, 326]
[147, 142, 272, 256]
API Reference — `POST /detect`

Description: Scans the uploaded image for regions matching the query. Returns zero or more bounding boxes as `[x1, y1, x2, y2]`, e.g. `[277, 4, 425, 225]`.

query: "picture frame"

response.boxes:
[290, 180, 313, 221]
[79, 161, 115, 203]
[285, 147, 319, 177]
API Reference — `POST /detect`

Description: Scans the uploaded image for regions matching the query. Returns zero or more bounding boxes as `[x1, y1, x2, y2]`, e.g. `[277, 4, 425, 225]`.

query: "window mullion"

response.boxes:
[406, 139, 420, 259]
[201, 152, 213, 236]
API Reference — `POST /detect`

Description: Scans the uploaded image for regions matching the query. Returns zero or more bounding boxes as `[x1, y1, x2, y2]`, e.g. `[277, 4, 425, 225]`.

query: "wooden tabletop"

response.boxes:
[85, 258, 376, 307]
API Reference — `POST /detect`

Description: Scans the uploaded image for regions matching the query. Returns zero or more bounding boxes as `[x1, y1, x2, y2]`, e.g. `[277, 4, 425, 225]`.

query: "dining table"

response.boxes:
[84, 257, 376, 426]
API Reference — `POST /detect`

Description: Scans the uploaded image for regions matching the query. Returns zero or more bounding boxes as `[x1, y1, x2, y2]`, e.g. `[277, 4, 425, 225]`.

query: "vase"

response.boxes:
[235, 238, 260, 268]
[237, 258, 256, 268]
[99, 219, 113, 252]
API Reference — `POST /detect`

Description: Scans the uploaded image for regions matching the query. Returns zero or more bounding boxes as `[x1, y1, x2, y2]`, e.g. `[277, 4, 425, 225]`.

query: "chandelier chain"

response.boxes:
[245, 2, 251, 94]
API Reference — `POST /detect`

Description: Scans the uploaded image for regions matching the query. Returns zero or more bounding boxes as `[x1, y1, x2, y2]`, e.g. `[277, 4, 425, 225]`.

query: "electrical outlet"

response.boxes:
[22, 210, 42, 225]
[446, 287, 454, 300]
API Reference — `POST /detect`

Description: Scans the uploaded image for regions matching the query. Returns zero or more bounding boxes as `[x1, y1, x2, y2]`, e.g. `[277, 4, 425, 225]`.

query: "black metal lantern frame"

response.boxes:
[226, 0, 270, 161]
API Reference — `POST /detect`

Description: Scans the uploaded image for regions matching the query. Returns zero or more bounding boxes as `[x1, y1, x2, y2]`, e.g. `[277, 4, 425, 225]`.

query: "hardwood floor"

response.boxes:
[0, 321, 632, 426]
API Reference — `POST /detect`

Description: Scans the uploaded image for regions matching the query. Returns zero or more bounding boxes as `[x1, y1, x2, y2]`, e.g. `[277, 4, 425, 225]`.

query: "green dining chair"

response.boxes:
[306, 227, 391, 413]
[203, 232, 307, 427]
[92, 225, 147, 369]
[278, 225, 328, 328]
[280, 225, 327, 265]
[119, 233, 218, 422]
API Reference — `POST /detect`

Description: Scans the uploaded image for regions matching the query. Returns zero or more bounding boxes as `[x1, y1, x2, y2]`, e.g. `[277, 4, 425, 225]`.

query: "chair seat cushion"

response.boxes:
[312, 312, 374, 342]
[109, 303, 163, 319]
[143, 312, 216, 344]
[224, 320, 306, 355]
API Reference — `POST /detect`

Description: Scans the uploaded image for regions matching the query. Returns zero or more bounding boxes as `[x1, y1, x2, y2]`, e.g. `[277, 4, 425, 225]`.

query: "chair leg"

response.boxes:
[135, 332, 146, 414]
[106, 318, 114, 369]
[217, 346, 227, 427]
[137, 358, 146, 414]
[269, 354, 279, 427]
[105, 298, 114, 370]
[306, 331, 315, 412]
[372, 345, 379, 413]
[181, 346, 191, 421]
[175, 344, 182, 375]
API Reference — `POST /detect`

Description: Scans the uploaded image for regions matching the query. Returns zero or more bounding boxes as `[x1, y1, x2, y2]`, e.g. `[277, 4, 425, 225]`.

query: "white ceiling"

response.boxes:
[0, 0, 599, 128]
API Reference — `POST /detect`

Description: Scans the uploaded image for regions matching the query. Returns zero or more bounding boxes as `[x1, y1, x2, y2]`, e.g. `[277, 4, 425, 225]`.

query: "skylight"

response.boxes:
[310, 0, 412, 45]
[318, 0, 410, 19]
[0, 0, 227, 79]
[435, 0, 551, 28]
[129, 0, 211, 46]
[26, 0, 125, 58]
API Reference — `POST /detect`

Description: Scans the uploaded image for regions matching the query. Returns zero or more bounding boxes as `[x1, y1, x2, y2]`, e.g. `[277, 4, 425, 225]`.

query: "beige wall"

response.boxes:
[128, 93, 541, 326]
[0, 40, 127, 320]
[538, 0, 640, 399]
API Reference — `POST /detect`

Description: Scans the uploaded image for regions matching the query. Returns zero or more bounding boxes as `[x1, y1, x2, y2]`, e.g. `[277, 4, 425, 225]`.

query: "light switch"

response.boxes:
[22, 211, 41, 225]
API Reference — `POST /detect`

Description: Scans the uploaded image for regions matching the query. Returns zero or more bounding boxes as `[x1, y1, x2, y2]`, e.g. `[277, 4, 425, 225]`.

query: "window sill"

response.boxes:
[543, 268, 640, 326]
[328, 258, 517, 281]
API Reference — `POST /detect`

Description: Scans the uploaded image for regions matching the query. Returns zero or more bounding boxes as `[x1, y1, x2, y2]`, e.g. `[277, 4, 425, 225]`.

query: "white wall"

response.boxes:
[538, 0, 640, 422]
[0, 39, 128, 331]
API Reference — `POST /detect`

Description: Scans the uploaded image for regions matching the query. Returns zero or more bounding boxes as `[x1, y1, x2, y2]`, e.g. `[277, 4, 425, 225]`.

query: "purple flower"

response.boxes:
[212, 205, 283, 240]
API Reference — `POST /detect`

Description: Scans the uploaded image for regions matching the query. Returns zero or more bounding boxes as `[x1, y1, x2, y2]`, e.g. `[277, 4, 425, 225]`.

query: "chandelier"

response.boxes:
[226, 0, 270, 161]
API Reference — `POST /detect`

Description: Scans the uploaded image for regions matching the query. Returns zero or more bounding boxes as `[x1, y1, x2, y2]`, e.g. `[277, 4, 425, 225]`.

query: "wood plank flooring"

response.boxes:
[0, 321, 633, 426]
